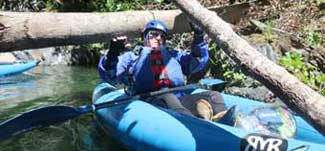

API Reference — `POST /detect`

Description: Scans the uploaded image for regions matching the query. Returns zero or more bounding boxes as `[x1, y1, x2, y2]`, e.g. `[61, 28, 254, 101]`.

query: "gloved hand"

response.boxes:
[189, 21, 204, 44]
[189, 21, 204, 36]
[106, 35, 131, 70]
[109, 35, 131, 54]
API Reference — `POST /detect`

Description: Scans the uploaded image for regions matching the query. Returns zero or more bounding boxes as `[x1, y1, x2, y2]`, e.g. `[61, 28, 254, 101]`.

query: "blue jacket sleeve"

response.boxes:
[98, 51, 137, 85]
[174, 36, 209, 75]
[98, 55, 110, 81]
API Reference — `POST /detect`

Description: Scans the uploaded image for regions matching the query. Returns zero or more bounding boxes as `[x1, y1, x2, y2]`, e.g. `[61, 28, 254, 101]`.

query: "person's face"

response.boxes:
[145, 30, 166, 49]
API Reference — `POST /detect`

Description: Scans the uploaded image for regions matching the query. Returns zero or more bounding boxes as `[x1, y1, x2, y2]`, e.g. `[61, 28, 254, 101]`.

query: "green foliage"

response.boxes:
[262, 20, 276, 42]
[208, 43, 247, 85]
[0, 0, 46, 11]
[279, 51, 325, 95]
[0, 0, 169, 11]
[279, 52, 306, 74]
[104, 0, 166, 12]
[40, 0, 166, 12]
[43, 0, 107, 12]
[315, 0, 325, 5]
[304, 29, 324, 48]
[105, 0, 136, 12]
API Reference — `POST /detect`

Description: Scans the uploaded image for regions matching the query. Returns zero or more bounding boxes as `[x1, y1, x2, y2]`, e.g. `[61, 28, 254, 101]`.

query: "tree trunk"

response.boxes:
[171, 0, 325, 134]
[0, 3, 251, 52]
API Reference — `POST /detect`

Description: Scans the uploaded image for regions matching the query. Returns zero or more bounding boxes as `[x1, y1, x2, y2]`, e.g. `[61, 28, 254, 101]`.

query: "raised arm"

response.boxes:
[174, 23, 209, 75]
[98, 36, 133, 84]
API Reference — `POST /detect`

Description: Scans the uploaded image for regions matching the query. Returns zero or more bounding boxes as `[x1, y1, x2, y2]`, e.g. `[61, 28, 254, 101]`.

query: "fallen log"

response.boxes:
[0, 3, 252, 52]
[171, 0, 325, 134]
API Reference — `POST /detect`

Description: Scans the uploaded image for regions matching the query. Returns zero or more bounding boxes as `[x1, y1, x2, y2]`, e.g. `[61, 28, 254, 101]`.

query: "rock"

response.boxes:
[320, 15, 325, 23]
[1, 0, 46, 12]
[290, 36, 305, 49]
[70, 46, 101, 66]
[38, 47, 72, 65]
[277, 36, 293, 53]
[254, 43, 279, 62]
[225, 86, 269, 101]
[308, 47, 325, 72]
[12, 51, 33, 60]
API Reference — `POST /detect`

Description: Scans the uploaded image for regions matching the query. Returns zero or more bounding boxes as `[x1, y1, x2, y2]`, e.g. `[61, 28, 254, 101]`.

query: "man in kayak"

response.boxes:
[98, 20, 226, 121]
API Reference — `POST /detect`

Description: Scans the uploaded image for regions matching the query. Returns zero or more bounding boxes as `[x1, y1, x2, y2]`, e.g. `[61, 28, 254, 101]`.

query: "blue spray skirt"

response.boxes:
[0, 60, 40, 76]
[92, 82, 325, 151]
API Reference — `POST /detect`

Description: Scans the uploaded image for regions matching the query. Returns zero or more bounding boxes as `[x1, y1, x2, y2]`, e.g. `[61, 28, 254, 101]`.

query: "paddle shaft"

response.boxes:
[93, 83, 204, 111]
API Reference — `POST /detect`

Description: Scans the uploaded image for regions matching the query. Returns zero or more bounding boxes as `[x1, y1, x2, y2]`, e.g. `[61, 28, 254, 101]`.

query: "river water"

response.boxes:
[0, 65, 127, 151]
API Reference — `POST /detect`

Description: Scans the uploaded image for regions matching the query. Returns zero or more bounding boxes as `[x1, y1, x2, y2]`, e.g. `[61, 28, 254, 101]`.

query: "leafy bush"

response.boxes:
[208, 43, 247, 85]
[0, 0, 167, 12]
[262, 20, 276, 42]
[304, 29, 324, 48]
[0, 0, 46, 11]
[316, 0, 325, 5]
[43, 0, 166, 12]
[44, 0, 109, 12]
[279, 51, 325, 95]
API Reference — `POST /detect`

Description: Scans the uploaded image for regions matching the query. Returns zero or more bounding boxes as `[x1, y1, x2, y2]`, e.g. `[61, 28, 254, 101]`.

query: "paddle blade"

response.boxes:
[0, 105, 85, 140]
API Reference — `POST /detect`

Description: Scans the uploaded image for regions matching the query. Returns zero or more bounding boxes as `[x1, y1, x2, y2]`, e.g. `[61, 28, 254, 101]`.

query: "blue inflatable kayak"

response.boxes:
[0, 60, 40, 76]
[92, 81, 325, 151]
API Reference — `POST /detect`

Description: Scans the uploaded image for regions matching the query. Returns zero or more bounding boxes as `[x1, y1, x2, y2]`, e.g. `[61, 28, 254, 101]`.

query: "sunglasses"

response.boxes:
[147, 30, 166, 40]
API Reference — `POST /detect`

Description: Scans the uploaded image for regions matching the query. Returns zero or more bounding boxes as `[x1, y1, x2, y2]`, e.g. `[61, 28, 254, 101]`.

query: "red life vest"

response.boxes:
[150, 50, 171, 89]
[132, 46, 185, 94]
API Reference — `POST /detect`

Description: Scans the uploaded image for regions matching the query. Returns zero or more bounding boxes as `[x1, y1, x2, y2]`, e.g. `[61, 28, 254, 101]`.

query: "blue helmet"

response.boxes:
[143, 20, 168, 38]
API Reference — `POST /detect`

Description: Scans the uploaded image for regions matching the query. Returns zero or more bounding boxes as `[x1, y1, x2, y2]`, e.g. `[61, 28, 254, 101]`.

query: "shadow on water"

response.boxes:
[0, 65, 126, 151]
